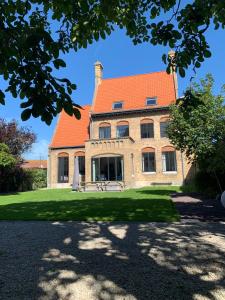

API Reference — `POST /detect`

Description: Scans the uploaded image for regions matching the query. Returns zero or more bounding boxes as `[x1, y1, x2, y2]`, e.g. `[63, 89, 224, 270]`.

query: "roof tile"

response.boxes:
[50, 105, 91, 148]
[92, 71, 176, 113]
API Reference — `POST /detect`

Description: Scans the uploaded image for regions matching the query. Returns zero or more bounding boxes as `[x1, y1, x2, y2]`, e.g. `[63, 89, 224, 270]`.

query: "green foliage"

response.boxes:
[182, 170, 225, 197]
[0, 166, 33, 193]
[0, 143, 16, 168]
[0, 119, 36, 192]
[29, 169, 47, 190]
[168, 74, 225, 193]
[1, 1, 225, 123]
[168, 74, 225, 165]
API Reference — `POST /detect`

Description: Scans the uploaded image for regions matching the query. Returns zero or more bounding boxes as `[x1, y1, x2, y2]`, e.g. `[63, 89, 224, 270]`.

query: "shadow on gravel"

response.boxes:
[0, 221, 225, 300]
[172, 193, 225, 222]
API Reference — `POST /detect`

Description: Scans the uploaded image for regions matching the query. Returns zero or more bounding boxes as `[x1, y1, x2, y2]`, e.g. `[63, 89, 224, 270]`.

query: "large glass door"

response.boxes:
[92, 156, 123, 181]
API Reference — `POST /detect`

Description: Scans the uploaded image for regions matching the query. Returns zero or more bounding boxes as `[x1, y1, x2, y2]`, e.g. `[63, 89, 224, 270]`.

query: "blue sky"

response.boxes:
[0, 25, 224, 160]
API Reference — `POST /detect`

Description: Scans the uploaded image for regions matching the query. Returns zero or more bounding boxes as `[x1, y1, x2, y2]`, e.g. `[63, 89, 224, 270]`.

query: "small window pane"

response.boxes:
[113, 102, 123, 109]
[160, 121, 169, 138]
[99, 126, 111, 139]
[141, 123, 154, 138]
[117, 125, 129, 137]
[142, 152, 156, 172]
[58, 157, 69, 183]
[146, 97, 157, 106]
[162, 151, 177, 172]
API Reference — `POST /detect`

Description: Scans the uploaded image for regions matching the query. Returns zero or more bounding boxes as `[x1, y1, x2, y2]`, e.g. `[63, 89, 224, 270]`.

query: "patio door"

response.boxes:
[92, 156, 123, 181]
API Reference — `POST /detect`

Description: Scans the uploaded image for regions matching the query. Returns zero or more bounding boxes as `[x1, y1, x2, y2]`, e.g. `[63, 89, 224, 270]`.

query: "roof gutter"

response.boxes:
[90, 106, 170, 118]
[49, 145, 85, 150]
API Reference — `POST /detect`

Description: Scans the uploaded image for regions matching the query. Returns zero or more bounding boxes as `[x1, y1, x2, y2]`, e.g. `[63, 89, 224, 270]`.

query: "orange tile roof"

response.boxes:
[92, 71, 176, 113]
[50, 105, 91, 148]
[21, 160, 47, 169]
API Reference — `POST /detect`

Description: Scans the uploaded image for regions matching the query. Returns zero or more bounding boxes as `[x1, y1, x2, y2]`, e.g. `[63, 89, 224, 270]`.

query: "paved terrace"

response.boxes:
[0, 221, 225, 300]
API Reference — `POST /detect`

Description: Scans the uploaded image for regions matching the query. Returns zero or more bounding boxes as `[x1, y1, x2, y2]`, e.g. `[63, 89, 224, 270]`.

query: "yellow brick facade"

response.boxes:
[48, 108, 192, 189]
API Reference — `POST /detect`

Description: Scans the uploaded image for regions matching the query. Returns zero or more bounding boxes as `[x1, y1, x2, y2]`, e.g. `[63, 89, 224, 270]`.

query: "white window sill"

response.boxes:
[163, 171, 177, 174]
[142, 172, 156, 175]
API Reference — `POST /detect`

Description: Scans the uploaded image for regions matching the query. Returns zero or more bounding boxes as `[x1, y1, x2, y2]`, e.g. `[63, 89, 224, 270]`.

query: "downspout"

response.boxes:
[47, 150, 51, 188]
[180, 151, 185, 185]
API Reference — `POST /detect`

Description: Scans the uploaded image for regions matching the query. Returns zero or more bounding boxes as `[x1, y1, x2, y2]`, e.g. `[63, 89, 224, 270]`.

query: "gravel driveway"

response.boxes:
[0, 221, 225, 300]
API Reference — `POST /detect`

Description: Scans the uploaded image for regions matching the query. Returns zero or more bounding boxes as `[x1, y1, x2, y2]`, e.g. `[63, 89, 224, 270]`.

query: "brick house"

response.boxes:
[48, 58, 192, 189]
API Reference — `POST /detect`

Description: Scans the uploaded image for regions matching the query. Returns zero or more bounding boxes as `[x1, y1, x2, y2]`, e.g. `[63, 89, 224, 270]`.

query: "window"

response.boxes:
[160, 121, 169, 138]
[117, 125, 129, 137]
[58, 156, 69, 183]
[99, 126, 111, 139]
[162, 151, 177, 172]
[92, 156, 123, 181]
[113, 101, 123, 109]
[146, 97, 157, 106]
[141, 123, 154, 138]
[78, 156, 85, 176]
[142, 148, 156, 172]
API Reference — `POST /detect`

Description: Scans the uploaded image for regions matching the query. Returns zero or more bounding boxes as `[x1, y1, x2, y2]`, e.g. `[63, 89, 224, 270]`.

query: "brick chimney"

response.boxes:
[95, 61, 103, 87]
[168, 50, 178, 99]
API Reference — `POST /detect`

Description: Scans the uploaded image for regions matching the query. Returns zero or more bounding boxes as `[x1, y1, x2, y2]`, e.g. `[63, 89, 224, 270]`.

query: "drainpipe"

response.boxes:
[47, 151, 51, 188]
[180, 151, 185, 185]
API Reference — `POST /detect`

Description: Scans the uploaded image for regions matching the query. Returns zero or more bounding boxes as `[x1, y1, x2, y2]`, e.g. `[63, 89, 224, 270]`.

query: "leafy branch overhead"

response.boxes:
[0, 1, 224, 124]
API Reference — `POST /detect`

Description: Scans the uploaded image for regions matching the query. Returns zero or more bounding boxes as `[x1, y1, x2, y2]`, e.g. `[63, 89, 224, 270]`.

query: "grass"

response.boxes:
[0, 186, 180, 222]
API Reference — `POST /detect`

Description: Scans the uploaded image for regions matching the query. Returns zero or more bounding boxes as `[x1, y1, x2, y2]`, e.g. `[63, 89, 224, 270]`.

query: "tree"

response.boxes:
[0, 118, 36, 159]
[0, 1, 225, 124]
[0, 143, 16, 168]
[0, 143, 17, 192]
[167, 74, 225, 191]
[0, 120, 36, 193]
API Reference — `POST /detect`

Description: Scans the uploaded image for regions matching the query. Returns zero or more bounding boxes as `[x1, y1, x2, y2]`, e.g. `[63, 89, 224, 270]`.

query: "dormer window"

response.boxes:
[146, 97, 157, 106]
[113, 101, 123, 110]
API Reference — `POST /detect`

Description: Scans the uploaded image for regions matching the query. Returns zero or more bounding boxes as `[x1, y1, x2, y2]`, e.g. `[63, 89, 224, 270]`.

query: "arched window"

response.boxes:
[99, 122, 111, 139]
[74, 151, 85, 176]
[116, 121, 129, 138]
[58, 152, 69, 183]
[161, 146, 177, 172]
[160, 117, 170, 138]
[140, 118, 154, 138]
[142, 147, 156, 172]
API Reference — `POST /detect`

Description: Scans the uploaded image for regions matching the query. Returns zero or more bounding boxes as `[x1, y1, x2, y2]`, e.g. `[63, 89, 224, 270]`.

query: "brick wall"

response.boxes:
[48, 109, 192, 188]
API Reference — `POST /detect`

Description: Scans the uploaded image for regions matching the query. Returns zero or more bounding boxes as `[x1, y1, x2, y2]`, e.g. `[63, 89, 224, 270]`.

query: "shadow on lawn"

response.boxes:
[0, 197, 178, 222]
[0, 221, 225, 299]
[136, 188, 179, 196]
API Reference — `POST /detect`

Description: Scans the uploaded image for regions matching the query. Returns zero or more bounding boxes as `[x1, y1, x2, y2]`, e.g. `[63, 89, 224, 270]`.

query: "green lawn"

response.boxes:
[0, 186, 180, 222]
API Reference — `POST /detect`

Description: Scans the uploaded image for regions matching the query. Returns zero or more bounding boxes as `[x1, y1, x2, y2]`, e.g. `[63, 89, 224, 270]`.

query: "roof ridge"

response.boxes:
[102, 70, 168, 81]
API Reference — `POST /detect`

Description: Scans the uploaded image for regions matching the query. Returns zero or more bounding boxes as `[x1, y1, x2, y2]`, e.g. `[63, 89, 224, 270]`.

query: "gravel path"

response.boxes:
[172, 193, 225, 221]
[0, 221, 225, 300]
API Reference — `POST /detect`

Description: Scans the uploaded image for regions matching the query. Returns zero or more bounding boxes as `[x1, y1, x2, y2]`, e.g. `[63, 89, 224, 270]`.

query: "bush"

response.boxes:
[182, 169, 225, 197]
[29, 169, 47, 190]
[0, 167, 33, 193]
[0, 167, 47, 193]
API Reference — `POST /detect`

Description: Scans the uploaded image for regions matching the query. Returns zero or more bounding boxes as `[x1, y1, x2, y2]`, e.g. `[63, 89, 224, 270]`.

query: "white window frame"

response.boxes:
[113, 101, 123, 110]
[162, 151, 177, 173]
[146, 97, 157, 106]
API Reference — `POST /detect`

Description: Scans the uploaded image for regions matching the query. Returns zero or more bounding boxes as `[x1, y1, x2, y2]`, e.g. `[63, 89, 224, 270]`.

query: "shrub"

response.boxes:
[182, 170, 225, 197]
[0, 167, 33, 193]
[29, 169, 47, 190]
